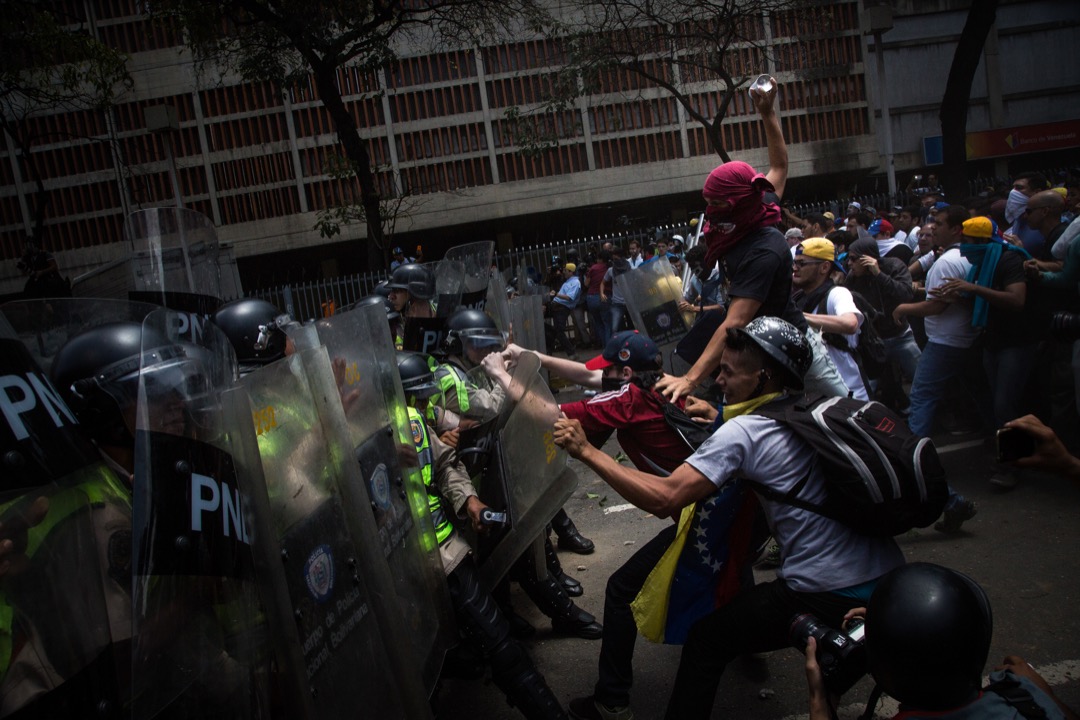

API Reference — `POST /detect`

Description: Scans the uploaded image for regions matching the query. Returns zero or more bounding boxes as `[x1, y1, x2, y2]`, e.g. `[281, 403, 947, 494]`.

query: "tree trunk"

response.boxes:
[311, 64, 387, 272]
[939, 0, 999, 202]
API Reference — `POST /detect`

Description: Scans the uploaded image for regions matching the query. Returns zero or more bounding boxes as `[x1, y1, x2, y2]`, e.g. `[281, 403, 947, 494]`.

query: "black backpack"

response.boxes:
[812, 286, 888, 378]
[750, 394, 949, 536]
[658, 396, 713, 452]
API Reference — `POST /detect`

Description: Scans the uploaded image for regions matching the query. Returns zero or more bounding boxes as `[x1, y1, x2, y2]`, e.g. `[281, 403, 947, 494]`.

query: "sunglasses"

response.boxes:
[793, 259, 824, 268]
[1023, 206, 1047, 215]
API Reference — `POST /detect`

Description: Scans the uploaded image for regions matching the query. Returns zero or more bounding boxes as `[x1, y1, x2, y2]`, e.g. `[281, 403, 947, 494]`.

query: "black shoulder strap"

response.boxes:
[744, 397, 846, 524]
[985, 676, 1050, 719]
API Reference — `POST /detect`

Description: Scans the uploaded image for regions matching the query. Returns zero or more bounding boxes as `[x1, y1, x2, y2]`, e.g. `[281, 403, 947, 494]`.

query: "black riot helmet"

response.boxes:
[344, 294, 399, 322]
[50, 320, 176, 442]
[387, 263, 435, 301]
[442, 308, 505, 359]
[866, 563, 993, 711]
[211, 298, 290, 369]
[395, 351, 441, 400]
[729, 316, 811, 391]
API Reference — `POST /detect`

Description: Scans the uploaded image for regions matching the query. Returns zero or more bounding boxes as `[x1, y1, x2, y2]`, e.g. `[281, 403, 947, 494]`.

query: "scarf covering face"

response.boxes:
[701, 161, 782, 268]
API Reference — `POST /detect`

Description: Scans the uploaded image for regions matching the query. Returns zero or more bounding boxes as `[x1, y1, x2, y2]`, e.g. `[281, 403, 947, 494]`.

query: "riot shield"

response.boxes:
[617, 257, 694, 368]
[444, 241, 494, 310]
[235, 349, 422, 719]
[402, 258, 461, 355]
[403, 242, 493, 354]
[124, 207, 224, 315]
[312, 304, 455, 692]
[131, 308, 273, 720]
[0, 321, 132, 719]
[485, 273, 511, 334]
[473, 352, 578, 591]
[508, 294, 547, 354]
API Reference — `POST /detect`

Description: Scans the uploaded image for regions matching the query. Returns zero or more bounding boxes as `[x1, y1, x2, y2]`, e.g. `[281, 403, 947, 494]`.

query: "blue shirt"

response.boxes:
[553, 276, 582, 308]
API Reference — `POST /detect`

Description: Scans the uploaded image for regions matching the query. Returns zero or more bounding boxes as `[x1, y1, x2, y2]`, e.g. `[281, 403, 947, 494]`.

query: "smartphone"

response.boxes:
[995, 427, 1036, 462]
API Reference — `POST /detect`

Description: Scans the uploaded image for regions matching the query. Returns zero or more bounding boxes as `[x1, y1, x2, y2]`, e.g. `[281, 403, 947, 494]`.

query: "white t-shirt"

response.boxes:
[821, 286, 868, 401]
[686, 414, 904, 593]
[923, 247, 978, 348]
[896, 226, 920, 251]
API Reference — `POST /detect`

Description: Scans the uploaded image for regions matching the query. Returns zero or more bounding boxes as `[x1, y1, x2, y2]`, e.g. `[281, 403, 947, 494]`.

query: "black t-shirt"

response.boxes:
[985, 249, 1043, 348]
[721, 226, 807, 331]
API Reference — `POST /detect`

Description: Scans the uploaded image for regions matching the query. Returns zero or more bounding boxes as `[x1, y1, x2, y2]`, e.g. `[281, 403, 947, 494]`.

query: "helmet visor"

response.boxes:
[458, 328, 508, 351]
[401, 374, 441, 400]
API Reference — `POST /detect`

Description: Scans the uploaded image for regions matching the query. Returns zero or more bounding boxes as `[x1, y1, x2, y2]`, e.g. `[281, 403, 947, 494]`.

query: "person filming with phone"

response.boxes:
[998, 415, 1080, 482]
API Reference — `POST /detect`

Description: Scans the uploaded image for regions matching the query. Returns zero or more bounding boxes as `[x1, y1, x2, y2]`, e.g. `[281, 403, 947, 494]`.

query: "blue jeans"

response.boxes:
[983, 343, 1038, 427]
[907, 341, 983, 437]
[883, 330, 921, 381]
[610, 303, 628, 335]
[587, 294, 611, 346]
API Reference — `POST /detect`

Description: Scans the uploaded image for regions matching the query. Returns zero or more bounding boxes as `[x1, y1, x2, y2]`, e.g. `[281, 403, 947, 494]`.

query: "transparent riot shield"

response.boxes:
[0, 298, 161, 376]
[474, 352, 578, 591]
[312, 304, 455, 692]
[444, 241, 494, 310]
[124, 207, 224, 315]
[132, 309, 273, 720]
[486, 273, 511, 335]
[617, 257, 694, 367]
[0, 321, 132, 719]
[234, 349, 422, 719]
[508, 294, 547, 355]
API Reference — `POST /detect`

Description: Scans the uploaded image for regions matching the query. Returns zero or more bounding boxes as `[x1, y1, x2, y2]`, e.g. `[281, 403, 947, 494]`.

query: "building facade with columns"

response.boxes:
[1, 0, 1076, 296]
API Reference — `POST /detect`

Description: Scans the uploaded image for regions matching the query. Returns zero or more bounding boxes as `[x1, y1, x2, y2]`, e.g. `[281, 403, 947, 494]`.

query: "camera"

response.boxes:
[789, 613, 867, 694]
[1050, 311, 1080, 342]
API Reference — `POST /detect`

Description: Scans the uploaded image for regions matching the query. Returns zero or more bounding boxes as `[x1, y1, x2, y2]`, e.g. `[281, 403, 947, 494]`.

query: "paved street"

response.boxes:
[436, 385, 1080, 719]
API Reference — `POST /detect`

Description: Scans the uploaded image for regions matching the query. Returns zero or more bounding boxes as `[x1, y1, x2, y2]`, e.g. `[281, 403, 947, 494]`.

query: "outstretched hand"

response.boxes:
[553, 415, 590, 458]
[750, 75, 778, 116]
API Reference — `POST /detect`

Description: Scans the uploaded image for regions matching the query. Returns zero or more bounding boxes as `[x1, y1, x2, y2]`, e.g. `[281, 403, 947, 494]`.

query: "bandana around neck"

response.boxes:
[701, 162, 781, 267]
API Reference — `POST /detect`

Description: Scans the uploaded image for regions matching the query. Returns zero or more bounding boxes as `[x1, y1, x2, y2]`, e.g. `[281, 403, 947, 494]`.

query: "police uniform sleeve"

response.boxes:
[429, 430, 478, 518]
[467, 382, 506, 419]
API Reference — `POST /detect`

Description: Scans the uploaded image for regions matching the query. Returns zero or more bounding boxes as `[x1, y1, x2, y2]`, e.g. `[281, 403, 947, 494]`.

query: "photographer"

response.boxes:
[803, 563, 1077, 720]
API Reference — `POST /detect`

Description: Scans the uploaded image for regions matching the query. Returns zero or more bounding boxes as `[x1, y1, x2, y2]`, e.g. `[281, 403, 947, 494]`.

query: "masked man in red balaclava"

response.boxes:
[655, 78, 849, 403]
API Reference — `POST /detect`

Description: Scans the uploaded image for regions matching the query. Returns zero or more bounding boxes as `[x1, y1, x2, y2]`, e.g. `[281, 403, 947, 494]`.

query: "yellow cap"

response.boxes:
[797, 238, 836, 262]
[564, 262, 577, 273]
[961, 216, 994, 239]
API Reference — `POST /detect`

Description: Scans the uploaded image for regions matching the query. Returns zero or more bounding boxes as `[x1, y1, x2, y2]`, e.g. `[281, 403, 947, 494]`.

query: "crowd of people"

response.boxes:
[3, 70, 1079, 720]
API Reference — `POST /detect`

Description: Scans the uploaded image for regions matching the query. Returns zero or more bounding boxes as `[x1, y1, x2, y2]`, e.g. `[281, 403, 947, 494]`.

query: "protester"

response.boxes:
[555, 317, 903, 720]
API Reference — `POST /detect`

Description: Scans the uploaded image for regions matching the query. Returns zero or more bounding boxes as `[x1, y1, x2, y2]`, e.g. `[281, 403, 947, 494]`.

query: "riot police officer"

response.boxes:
[211, 297, 290, 373]
[433, 309, 601, 637]
[397, 352, 568, 720]
[0, 318, 133, 717]
[387, 263, 437, 319]
[51, 311, 273, 719]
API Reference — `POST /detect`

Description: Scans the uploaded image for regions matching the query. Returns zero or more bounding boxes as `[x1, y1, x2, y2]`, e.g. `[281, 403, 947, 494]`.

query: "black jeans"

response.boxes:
[664, 578, 864, 719]
[594, 524, 677, 707]
[548, 303, 575, 356]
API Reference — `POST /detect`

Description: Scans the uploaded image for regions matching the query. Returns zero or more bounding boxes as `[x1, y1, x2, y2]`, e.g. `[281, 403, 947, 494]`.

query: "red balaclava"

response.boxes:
[701, 161, 781, 268]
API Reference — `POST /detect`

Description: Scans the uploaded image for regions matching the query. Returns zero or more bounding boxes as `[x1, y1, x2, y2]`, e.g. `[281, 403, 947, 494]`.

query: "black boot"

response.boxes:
[514, 564, 601, 640]
[552, 508, 594, 555]
[544, 534, 583, 597]
[492, 650, 570, 720]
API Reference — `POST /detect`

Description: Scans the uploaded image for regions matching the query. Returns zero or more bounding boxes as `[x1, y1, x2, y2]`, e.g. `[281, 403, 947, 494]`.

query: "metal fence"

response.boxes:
[247, 173, 1048, 322]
